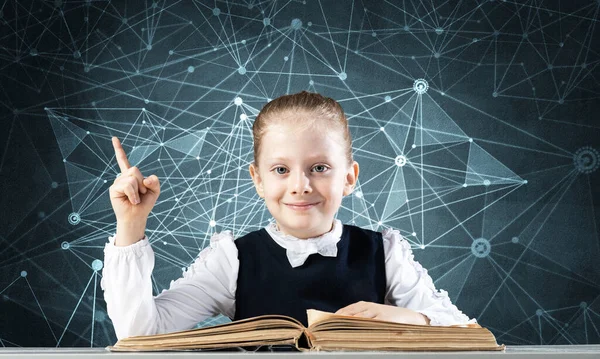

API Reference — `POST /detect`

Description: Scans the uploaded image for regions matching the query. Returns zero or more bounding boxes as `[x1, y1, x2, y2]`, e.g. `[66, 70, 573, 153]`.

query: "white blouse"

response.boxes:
[101, 219, 476, 340]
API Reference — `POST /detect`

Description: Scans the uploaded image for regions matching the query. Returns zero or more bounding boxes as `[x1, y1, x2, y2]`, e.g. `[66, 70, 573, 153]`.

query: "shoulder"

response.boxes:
[343, 224, 383, 239]
[234, 228, 267, 247]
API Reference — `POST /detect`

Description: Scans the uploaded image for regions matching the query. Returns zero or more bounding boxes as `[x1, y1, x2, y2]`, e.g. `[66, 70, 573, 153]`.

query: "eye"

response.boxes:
[313, 165, 328, 173]
[274, 167, 288, 175]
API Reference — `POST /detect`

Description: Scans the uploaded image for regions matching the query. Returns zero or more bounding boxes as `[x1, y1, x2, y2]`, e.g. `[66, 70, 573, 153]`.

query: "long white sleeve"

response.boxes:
[100, 231, 238, 340]
[382, 228, 477, 326]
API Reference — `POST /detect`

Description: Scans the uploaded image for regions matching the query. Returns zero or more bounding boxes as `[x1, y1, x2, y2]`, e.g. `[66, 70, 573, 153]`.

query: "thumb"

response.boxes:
[143, 175, 160, 193]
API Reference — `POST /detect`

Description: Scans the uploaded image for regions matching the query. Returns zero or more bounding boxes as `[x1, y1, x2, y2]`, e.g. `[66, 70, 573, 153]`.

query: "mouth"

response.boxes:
[285, 202, 319, 211]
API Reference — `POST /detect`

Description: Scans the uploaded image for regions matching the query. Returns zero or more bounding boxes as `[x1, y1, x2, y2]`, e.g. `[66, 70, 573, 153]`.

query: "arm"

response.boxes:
[382, 228, 477, 326]
[101, 230, 238, 339]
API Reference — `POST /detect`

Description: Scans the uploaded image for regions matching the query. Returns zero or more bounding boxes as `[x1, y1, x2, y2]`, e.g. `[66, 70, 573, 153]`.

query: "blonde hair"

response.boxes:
[252, 91, 353, 167]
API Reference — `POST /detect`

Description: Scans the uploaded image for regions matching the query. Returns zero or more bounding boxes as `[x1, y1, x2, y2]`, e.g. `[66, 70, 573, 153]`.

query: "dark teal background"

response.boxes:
[0, 0, 599, 347]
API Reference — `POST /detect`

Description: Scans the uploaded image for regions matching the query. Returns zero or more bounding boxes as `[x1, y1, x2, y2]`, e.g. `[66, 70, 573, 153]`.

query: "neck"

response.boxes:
[275, 220, 335, 239]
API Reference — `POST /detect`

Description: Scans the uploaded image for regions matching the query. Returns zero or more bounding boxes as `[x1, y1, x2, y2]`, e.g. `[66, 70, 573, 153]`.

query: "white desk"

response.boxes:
[0, 346, 599, 358]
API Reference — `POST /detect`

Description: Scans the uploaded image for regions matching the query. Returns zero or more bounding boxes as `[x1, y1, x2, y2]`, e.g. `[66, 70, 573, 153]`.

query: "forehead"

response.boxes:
[260, 123, 345, 163]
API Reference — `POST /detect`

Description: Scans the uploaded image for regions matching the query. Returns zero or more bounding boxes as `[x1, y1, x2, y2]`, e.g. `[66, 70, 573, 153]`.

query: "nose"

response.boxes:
[289, 170, 312, 195]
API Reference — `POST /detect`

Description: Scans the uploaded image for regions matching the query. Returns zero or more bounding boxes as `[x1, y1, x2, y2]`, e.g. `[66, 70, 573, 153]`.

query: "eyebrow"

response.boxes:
[266, 155, 332, 163]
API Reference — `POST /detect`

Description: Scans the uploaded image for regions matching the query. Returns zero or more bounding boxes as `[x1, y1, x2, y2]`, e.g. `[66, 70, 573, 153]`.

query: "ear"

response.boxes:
[249, 162, 265, 198]
[343, 161, 359, 196]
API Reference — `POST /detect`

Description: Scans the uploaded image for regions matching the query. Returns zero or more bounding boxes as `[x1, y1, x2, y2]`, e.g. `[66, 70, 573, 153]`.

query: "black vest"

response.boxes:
[233, 224, 386, 326]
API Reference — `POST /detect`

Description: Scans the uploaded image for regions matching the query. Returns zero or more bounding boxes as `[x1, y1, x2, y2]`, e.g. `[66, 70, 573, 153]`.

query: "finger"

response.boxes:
[353, 310, 377, 319]
[123, 181, 140, 205]
[142, 175, 160, 195]
[126, 166, 147, 195]
[112, 136, 131, 173]
[335, 301, 368, 315]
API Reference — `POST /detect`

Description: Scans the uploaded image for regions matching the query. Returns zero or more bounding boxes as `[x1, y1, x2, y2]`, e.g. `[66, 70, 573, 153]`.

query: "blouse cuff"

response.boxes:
[104, 235, 150, 257]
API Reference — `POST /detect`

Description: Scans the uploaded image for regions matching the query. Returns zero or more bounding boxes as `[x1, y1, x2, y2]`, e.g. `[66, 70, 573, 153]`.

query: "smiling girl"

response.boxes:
[102, 91, 475, 339]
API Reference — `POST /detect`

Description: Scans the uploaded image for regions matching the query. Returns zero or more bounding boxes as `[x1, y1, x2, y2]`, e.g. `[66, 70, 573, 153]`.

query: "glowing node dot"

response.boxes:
[187, 66, 194, 73]
[21, 271, 27, 277]
[51, 181, 58, 189]
[238, 66, 246, 75]
[227, 198, 232, 203]
[284, 56, 289, 61]
[493, 92, 498, 98]
[207, 170, 212, 174]
[61, 241, 70, 250]
[241, 40, 246, 45]
[163, 241, 167, 245]
[209, 220, 217, 227]
[420, 245, 425, 249]
[403, 25, 409, 31]
[142, 120, 146, 124]
[573, 147, 599, 174]
[291, 18, 302, 30]
[68, 212, 81, 225]
[471, 238, 491, 258]
[30, 49, 38, 56]
[412, 232, 417, 236]
[73, 50, 81, 59]
[581, 302, 588, 309]
[511, 237, 519, 243]
[354, 190, 363, 198]
[413, 79, 428, 94]
[377, 221, 382, 225]
[411, 144, 416, 149]
[103, 179, 107, 183]
[212, 8, 220, 16]
[234, 97, 243, 105]
[463, 183, 468, 187]
[169, 50, 174, 55]
[434, 52, 440, 58]
[196, 156, 200, 160]
[338, 72, 347, 81]
[95, 310, 107, 322]
[394, 155, 407, 167]
[92, 259, 103, 271]
[384, 95, 391, 102]
[435, 28, 443, 35]
[309, 80, 314, 85]
[146, 44, 152, 50]
[536, 309, 543, 316]
[263, 18, 270, 26]
[483, 180, 491, 186]
[240, 114, 247, 121]
[380, 127, 385, 131]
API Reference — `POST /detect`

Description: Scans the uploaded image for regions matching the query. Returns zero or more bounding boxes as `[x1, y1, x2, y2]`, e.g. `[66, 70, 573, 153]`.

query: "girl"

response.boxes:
[101, 91, 476, 340]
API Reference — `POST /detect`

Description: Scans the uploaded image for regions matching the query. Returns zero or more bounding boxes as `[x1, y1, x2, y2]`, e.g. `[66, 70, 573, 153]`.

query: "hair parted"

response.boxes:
[252, 91, 353, 167]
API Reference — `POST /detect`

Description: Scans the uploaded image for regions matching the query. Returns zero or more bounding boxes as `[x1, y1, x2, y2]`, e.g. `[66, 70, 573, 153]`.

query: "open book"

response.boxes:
[108, 309, 505, 352]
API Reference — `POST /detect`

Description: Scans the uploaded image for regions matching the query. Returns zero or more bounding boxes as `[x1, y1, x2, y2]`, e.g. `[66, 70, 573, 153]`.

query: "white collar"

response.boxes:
[264, 219, 343, 268]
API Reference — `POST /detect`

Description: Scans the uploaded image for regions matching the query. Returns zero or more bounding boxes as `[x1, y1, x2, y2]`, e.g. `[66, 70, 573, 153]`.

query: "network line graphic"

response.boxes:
[0, 0, 599, 347]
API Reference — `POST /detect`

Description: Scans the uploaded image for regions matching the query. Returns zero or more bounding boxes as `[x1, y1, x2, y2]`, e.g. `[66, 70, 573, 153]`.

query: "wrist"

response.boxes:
[115, 221, 147, 246]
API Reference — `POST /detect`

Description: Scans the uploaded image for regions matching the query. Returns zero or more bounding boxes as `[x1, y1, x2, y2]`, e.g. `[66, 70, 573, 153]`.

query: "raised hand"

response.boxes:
[109, 136, 161, 246]
[335, 301, 431, 325]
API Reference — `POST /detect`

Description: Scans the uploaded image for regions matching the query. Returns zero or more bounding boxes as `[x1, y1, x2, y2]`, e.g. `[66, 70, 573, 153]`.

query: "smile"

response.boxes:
[286, 203, 319, 211]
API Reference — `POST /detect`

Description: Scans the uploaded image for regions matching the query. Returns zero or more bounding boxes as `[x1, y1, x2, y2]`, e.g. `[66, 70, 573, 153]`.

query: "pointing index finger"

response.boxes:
[112, 136, 131, 173]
